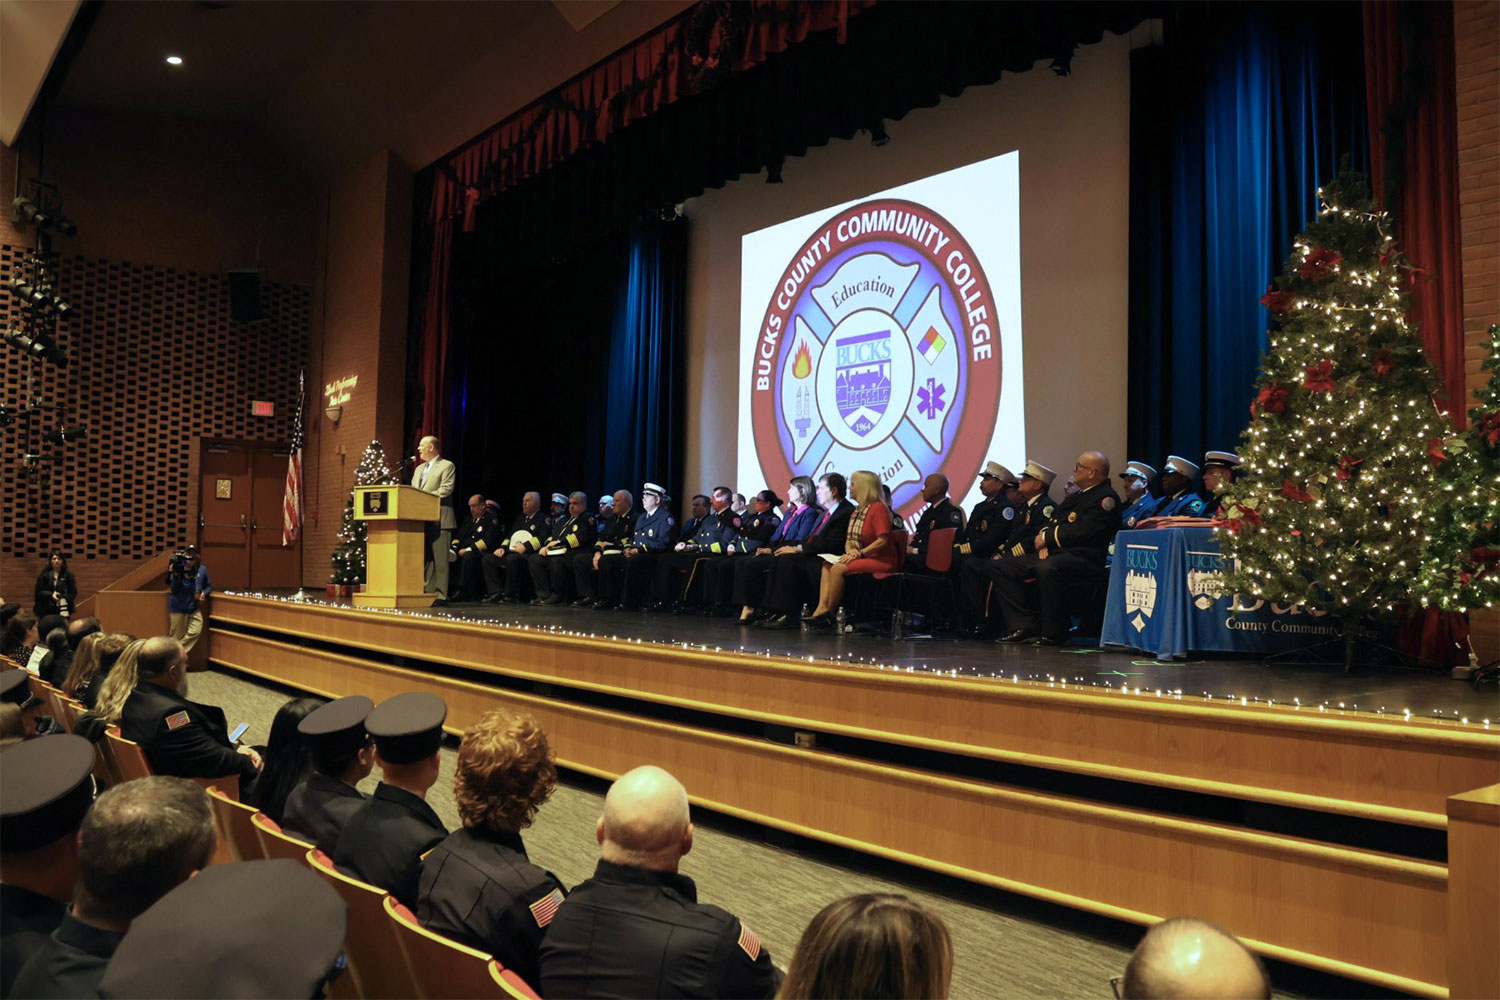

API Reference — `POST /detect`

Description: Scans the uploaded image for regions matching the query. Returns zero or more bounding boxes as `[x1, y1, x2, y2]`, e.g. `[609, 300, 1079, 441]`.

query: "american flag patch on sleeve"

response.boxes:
[529, 888, 564, 927]
[737, 923, 761, 960]
[165, 711, 190, 731]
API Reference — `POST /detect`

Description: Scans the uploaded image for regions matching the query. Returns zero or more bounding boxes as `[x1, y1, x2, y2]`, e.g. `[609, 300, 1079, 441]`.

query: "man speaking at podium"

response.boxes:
[412, 435, 457, 605]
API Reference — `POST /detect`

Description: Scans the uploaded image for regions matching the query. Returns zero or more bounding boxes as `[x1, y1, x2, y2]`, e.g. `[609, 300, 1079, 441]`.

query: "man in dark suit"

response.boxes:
[282, 696, 376, 856]
[333, 693, 448, 908]
[118, 637, 262, 794]
[758, 472, 855, 630]
[529, 491, 598, 605]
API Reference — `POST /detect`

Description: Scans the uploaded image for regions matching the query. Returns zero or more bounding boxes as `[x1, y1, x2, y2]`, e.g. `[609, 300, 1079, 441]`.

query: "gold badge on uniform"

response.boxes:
[1068, 512, 1078, 522]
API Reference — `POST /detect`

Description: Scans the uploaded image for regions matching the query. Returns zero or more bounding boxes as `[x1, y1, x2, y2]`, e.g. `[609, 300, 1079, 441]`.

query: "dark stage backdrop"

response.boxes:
[441, 214, 686, 523]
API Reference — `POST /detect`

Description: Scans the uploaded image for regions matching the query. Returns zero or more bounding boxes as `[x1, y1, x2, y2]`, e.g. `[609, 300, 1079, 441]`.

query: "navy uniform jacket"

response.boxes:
[1, 884, 66, 997]
[541, 512, 597, 558]
[958, 495, 1016, 558]
[1150, 489, 1205, 518]
[119, 682, 257, 783]
[628, 507, 676, 552]
[333, 783, 447, 908]
[1000, 492, 1058, 558]
[539, 860, 779, 1000]
[1119, 492, 1157, 529]
[910, 498, 965, 554]
[418, 827, 566, 990]
[732, 511, 781, 554]
[1201, 492, 1229, 518]
[681, 508, 740, 553]
[453, 509, 500, 555]
[595, 509, 639, 551]
[9, 912, 122, 999]
[1038, 480, 1121, 560]
[503, 510, 553, 556]
[282, 771, 368, 858]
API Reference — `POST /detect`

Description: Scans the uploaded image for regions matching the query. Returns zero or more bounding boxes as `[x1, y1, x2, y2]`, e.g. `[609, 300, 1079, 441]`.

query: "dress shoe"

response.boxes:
[594, 600, 618, 611]
[1025, 634, 1066, 646]
[759, 614, 797, 630]
[671, 603, 698, 616]
[480, 594, 502, 604]
[529, 598, 546, 606]
[499, 594, 517, 604]
[996, 628, 1039, 644]
[572, 598, 595, 608]
[542, 595, 564, 606]
[804, 613, 835, 631]
[431, 598, 447, 607]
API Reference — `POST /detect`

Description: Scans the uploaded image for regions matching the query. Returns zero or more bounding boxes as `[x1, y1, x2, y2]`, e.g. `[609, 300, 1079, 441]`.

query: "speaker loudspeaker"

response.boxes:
[228, 269, 263, 322]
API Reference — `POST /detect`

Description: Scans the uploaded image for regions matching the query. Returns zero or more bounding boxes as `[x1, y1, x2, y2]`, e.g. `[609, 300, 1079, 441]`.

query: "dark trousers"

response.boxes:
[731, 553, 780, 607]
[959, 555, 1014, 625]
[765, 553, 825, 615]
[620, 551, 662, 606]
[528, 553, 575, 601]
[454, 551, 485, 599]
[990, 551, 1105, 637]
[573, 550, 611, 599]
[701, 555, 744, 607]
[653, 550, 704, 605]
[482, 551, 534, 599]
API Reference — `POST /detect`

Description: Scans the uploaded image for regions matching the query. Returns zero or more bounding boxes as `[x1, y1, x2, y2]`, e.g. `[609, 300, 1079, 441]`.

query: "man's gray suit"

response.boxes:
[413, 456, 457, 599]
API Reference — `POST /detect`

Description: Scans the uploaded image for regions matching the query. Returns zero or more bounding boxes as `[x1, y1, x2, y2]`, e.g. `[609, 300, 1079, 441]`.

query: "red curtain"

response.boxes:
[412, 0, 870, 444]
[1364, 0, 1467, 427]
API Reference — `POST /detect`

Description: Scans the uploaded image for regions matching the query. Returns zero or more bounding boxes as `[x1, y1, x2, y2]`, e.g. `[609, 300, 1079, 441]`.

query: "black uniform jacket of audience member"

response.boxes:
[333, 783, 447, 908]
[1, 884, 67, 997]
[8, 910, 122, 999]
[734, 510, 781, 553]
[597, 508, 639, 549]
[118, 681, 258, 783]
[539, 859, 780, 1000]
[1039, 479, 1121, 558]
[911, 497, 965, 551]
[453, 506, 500, 554]
[959, 494, 1016, 559]
[544, 511, 598, 556]
[281, 772, 369, 857]
[418, 827, 567, 990]
[503, 509, 553, 555]
[1000, 491, 1058, 558]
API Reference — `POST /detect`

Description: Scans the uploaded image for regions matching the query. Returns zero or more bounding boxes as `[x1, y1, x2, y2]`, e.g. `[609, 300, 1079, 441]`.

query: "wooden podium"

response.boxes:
[352, 485, 440, 609]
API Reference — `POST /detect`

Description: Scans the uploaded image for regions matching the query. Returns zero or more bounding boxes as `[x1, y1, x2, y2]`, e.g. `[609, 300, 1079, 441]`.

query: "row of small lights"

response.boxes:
[220, 590, 1492, 730]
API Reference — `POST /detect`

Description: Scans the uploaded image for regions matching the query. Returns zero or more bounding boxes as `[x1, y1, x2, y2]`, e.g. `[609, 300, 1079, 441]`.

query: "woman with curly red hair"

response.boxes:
[416, 709, 566, 989]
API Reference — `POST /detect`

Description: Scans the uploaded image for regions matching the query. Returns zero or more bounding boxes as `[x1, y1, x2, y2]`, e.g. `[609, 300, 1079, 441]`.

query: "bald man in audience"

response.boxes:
[540, 765, 780, 999]
[1121, 917, 1271, 999]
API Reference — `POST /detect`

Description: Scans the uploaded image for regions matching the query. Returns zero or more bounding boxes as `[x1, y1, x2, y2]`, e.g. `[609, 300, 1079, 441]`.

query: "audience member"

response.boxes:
[334, 692, 449, 907]
[419, 709, 566, 988]
[34, 551, 78, 619]
[166, 546, 212, 654]
[0, 734, 96, 995]
[0, 604, 19, 634]
[117, 636, 262, 790]
[98, 860, 346, 999]
[65, 632, 130, 713]
[29, 614, 67, 677]
[778, 893, 953, 1000]
[90, 638, 143, 728]
[2, 612, 38, 669]
[283, 696, 375, 854]
[1120, 918, 1270, 999]
[251, 696, 326, 825]
[43, 616, 100, 688]
[540, 765, 779, 999]
[10, 776, 216, 999]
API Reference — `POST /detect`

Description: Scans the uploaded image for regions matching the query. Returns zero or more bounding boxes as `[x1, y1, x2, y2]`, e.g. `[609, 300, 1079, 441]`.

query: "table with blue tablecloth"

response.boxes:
[1101, 526, 1342, 660]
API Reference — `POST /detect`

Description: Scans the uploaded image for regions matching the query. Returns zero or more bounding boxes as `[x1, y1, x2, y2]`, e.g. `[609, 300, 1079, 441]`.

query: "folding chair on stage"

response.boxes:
[875, 526, 959, 639]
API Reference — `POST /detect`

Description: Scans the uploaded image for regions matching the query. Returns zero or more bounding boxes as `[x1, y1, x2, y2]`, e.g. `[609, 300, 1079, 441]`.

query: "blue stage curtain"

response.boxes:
[590, 215, 688, 499]
[1127, 5, 1369, 466]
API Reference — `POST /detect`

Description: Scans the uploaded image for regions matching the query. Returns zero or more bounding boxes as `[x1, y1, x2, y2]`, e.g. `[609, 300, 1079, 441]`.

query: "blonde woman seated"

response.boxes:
[778, 893, 952, 999]
[805, 470, 900, 630]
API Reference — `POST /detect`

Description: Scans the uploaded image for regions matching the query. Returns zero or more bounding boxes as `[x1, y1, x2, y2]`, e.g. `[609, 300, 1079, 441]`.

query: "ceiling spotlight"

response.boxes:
[3, 328, 67, 368]
[8, 277, 47, 306]
[11, 196, 77, 236]
[166, 55, 183, 65]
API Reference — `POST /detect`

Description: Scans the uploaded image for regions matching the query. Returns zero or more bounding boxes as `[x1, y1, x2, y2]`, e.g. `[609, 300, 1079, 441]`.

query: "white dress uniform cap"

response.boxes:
[1022, 460, 1057, 486]
[1165, 455, 1201, 477]
[1203, 450, 1242, 469]
[1121, 461, 1157, 481]
[642, 482, 667, 498]
[979, 461, 1017, 484]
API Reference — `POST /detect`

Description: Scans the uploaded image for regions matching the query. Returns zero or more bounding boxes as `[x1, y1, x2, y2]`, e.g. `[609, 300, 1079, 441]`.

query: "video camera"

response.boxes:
[168, 546, 200, 580]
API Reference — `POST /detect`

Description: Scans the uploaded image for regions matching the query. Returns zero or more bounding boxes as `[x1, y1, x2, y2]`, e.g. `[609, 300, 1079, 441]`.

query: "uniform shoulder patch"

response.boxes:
[165, 710, 191, 731]
[529, 887, 564, 928]
[1101, 496, 1116, 511]
[737, 922, 762, 960]
[1002, 507, 1015, 520]
[1042, 505, 1055, 519]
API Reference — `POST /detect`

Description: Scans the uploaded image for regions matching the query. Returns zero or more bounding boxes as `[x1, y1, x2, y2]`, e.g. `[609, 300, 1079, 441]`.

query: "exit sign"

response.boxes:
[251, 400, 275, 417]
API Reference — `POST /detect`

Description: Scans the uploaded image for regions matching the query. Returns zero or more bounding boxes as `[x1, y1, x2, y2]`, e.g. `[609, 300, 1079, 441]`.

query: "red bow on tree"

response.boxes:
[1477, 411, 1500, 449]
[1297, 247, 1343, 280]
[1427, 438, 1449, 464]
[1336, 455, 1365, 481]
[1302, 360, 1337, 392]
[1280, 480, 1314, 503]
[1251, 383, 1290, 417]
[1373, 348, 1395, 377]
[1259, 285, 1295, 314]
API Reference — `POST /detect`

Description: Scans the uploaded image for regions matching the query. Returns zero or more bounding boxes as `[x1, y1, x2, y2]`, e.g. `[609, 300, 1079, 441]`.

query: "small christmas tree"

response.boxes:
[329, 440, 400, 586]
[1217, 171, 1445, 667]
[1414, 325, 1500, 613]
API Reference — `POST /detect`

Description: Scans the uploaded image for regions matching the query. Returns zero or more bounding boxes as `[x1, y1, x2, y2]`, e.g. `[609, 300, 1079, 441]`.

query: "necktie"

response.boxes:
[418, 465, 427, 488]
[812, 509, 831, 536]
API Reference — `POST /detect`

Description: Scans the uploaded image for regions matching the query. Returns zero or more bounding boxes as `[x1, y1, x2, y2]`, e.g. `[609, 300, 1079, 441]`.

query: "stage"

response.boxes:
[207, 591, 1500, 997]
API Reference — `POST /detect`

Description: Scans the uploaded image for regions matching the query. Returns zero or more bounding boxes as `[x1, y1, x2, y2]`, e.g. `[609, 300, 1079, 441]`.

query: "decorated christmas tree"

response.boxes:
[1217, 171, 1445, 665]
[1414, 325, 1500, 614]
[329, 440, 400, 585]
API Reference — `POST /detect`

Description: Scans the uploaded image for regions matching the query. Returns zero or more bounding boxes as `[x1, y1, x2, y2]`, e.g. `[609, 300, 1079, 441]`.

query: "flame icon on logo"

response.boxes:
[791, 340, 812, 379]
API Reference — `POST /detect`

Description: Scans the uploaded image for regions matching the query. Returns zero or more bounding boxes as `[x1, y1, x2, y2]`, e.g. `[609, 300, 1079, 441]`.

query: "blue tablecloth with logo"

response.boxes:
[1101, 527, 1342, 660]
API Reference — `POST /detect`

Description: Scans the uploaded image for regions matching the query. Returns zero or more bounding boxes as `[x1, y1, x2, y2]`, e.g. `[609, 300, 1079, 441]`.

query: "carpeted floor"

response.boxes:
[193, 668, 1402, 1000]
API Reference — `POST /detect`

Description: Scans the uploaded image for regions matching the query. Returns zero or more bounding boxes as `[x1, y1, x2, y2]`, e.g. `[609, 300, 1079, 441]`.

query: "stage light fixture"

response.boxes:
[10, 196, 77, 236]
[3, 328, 67, 368]
[43, 425, 86, 445]
[8, 277, 47, 306]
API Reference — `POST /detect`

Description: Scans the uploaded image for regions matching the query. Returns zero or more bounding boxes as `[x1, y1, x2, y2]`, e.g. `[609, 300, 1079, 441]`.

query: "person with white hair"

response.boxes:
[412, 435, 458, 605]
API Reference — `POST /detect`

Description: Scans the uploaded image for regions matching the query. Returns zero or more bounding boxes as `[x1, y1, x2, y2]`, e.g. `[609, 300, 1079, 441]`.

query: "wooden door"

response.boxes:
[250, 446, 302, 589]
[199, 444, 252, 589]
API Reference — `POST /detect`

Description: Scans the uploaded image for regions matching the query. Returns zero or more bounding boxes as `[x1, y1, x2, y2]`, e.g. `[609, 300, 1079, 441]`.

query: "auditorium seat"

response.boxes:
[490, 963, 543, 1000]
[205, 786, 266, 862]
[307, 849, 420, 999]
[250, 811, 314, 864]
[875, 525, 958, 638]
[103, 729, 152, 782]
[383, 897, 540, 1000]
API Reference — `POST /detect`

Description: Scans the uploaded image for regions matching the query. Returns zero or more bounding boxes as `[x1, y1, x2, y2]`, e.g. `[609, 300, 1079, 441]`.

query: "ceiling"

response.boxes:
[35, 0, 693, 179]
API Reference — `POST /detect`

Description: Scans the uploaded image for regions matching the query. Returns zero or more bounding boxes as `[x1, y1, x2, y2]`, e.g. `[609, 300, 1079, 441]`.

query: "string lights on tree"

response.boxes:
[329, 440, 399, 586]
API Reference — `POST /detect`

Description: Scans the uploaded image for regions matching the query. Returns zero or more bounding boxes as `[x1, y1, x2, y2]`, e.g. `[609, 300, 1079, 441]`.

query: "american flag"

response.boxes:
[282, 370, 304, 546]
[529, 888, 564, 927]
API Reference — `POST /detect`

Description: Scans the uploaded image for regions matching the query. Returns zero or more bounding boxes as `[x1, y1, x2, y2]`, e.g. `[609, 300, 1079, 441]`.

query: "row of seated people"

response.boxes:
[440, 448, 1240, 645]
[1, 677, 1273, 999]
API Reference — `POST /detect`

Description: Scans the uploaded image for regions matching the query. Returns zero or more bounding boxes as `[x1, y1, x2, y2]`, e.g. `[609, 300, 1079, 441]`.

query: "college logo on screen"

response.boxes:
[749, 199, 1002, 516]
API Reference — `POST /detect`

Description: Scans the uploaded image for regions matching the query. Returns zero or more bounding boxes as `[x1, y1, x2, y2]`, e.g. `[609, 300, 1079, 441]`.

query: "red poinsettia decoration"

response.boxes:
[1302, 360, 1337, 392]
[1335, 455, 1365, 481]
[1280, 479, 1314, 503]
[1250, 383, 1290, 417]
[1297, 247, 1343, 280]
[1221, 505, 1263, 535]
[1259, 284, 1295, 314]
[1373, 348, 1395, 377]
[1427, 438, 1449, 464]
[1477, 411, 1500, 449]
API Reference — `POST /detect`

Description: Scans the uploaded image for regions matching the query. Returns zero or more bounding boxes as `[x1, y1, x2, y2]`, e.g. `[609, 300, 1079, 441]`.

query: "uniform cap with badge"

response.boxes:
[1164, 455, 1200, 479]
[1021, 460, 1057, 486]
[979, 461, 1017, 485]
[642, 482, 668, 499]
[1203, 450, 1242, 470]
[550, 492, 568, 506]
[0, 734, 96, 852]
[1120, 461, 1156, 482]
[298, 695, 375, 757]
[366, 692, 447, 764]
[98, 859, 347, 999]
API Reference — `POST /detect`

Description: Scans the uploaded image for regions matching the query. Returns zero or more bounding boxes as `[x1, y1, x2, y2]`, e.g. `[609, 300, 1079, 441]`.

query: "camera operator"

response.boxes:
[166, 546, 212, 654]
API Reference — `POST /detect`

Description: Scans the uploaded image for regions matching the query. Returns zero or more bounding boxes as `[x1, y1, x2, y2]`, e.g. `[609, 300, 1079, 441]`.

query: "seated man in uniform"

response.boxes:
[1117, 461, 1158, 529]
[12, 776, 216, 1000]
[419, 710, 568, 989]
[1145, 456, 1206, 519]
[1199, 451, 1242, 518]
[282, 695, 375, 856]
[954, 462, 1019, 570]
[700, 489, 782, 615]
[656, 487, 741, 613]
[334, 692, 449, 908]
[450, 495, 498, 603]
[529, 492, 597, 605]
[599, 484, 675, 611]
[575, 489, 636, 607]
[119, 636, 262, 794]
[904, 473, 966, 574]
[539, 766, 779, 999]
[991, 451, 1121, 645]
[0, 735, 95, 996]
[1121, 917, 1271, 999]
[482, 491, 552, 604]
[547, 492, 569, 528]
[959, 460, 1058, 635]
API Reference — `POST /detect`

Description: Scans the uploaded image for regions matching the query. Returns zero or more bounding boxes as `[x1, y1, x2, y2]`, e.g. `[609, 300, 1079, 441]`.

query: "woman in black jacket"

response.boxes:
[34, 550, 78, 619]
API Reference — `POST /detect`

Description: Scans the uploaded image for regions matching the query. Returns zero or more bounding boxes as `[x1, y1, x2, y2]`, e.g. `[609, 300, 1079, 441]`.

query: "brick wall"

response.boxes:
[1455, 0, 1498, 402]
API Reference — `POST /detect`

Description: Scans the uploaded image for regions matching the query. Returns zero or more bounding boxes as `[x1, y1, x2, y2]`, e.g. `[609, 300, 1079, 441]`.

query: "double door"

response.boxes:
[198, 441, 303, 590]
